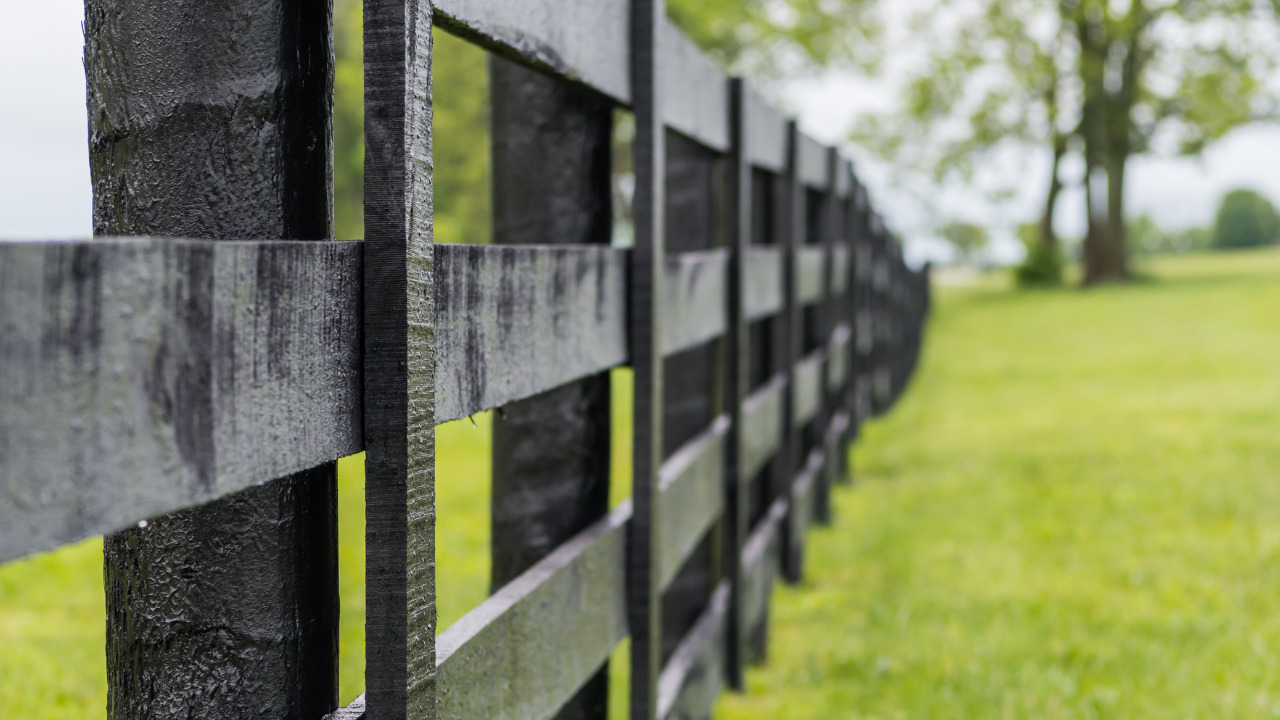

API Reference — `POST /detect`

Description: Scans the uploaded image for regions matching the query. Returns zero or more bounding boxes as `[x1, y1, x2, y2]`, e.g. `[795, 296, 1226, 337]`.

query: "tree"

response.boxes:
[939, 221, 990, 266]
[852, 0, 1280, 286]
[1213, 188, 1280, 249]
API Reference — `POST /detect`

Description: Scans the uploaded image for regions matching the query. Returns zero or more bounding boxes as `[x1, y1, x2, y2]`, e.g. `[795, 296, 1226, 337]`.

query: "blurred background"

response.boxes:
[5, 0, 1280, 717]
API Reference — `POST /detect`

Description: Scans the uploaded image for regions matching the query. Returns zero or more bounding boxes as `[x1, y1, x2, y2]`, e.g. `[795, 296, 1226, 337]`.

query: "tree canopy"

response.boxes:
[1213, 188, 1280, 249]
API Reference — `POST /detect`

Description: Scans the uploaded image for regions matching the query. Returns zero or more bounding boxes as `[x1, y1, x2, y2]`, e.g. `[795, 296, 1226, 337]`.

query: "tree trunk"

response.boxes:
[1102, 149, 1131, 281]
[1040, 134, 1065, 251]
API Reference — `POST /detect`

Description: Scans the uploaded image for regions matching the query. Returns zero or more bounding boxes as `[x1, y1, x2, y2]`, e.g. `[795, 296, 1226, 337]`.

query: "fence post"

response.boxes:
[86, 1, 339, 717]
[813, 147, 839, 523]
[362, 0, 436, 718]
[780, 121, 803, 584]
[629, 0, 666, 716]
[488, 57, 614, 720]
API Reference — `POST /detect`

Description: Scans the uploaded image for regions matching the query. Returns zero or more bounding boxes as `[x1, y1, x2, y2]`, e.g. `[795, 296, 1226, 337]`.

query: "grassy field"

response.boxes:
[5, 248, 1280, 717]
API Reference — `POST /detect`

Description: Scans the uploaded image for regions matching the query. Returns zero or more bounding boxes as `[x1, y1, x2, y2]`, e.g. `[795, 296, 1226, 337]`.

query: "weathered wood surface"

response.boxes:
[788, 449, 824, 564]
[434, 0, 629, 103]
[656, 582, 729, 720]
[0, 238, 361, 563]
[744, 247, 784, 321]
[745, 90, 787, 173]
[362, 0, 437, 717]
[831, 246, 850, 295]
[656, 416, 729, 590]
[324, 695, 367, 720]
[741, 375, 786, 481]
[437, 505, 630, 720]
[797, 133, 829, 190]
[795, 246, 826, 306]
[659, 19, 729, 152]
[828, 323, 851, 391]
[792, 350, 825, 426]
[740, 498, 786, 657]
[834, 157, 852, 198]
[661, 249, 728, 357]
[435, 244, 628, 422]
[628, 0, 668, 717]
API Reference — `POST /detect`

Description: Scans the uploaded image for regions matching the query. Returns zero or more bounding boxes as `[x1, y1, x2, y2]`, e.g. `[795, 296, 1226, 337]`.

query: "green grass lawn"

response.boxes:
[5, 248, 1280, 717]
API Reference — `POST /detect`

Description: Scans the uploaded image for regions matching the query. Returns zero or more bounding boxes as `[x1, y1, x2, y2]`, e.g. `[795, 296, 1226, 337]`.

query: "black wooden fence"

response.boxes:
[0, 1, 928, 719]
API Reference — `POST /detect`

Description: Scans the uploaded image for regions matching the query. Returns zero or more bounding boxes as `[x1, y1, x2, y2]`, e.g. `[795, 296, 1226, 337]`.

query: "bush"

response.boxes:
[1013, 227, 1064, 288]
[1213, 188, 1280, 250]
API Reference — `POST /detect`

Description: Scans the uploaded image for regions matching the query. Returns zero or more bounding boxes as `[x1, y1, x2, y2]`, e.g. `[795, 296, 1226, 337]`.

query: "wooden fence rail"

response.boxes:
[0, 0, 929, 718]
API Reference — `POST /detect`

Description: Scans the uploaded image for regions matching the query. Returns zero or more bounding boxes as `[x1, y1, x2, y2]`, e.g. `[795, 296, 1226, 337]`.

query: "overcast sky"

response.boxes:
[6, 1, 1280, 267]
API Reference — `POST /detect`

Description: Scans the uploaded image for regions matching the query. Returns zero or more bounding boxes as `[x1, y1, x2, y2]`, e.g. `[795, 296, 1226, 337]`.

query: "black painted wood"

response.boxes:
[779, 121, 804, 584]
[658, 19, 730, 153]
[488, 58, 615, 720]
[0, 239, 361, 563]
[744, 90, 787, 174]
[362, 0, 436, 718]
[656, 417, 730, 591]
[662, 249, 729, 356]
[629, 0, 667, 717]
[744, 247, 785, 321]
[656, 582, 730, 720]
[84, 0, 340, 716]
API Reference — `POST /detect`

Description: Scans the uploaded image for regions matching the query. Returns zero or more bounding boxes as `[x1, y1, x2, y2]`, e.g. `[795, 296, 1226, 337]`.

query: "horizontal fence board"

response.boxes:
[793, 351, 824, 426]
[657, 582, 730, 720]
[0, 238, 362, 563]
[795, 247, 826, 306]
[659, 20, 729, 152]
[436, 503, 631, 720]
[856, 309, 874, 355]
[656, 416, 729, 590]
[792, 448, 823, 538]
[744, 247, 784, 321]
[436, 244, 628, 422]
[745, 90, 787, 173]
[741, 498, 786, 638]
[433, 0, 630, 103]
[324, 695, 367, 720]
[831, 246, 849, 294]
[835, 157, 851, 198]
[661, 249, 728, 356]
[741, 375, 786, 481]
[797, 133, 829, 190]
[828, 323, 851, 391]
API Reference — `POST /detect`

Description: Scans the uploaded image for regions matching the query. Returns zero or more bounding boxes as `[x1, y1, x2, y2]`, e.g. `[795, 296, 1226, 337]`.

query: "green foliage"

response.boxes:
[1013, 222, 1063, 288]
[1213, 188, 1280, 250]
[938, 221, 988, 265]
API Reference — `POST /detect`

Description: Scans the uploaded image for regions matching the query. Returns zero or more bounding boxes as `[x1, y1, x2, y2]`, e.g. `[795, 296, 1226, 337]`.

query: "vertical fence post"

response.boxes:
[813, 148, 839, 523]
[723, 78, 751, 692]
[488, 57, 614, 720]
[629, 0, 666, 717]
[86, 1, 338, 717]
[362, 0, 436, 718]
[779, 121, 803, 584]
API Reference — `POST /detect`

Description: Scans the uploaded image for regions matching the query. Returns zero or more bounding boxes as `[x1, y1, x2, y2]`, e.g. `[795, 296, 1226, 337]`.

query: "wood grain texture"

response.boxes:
[0, 238, 361, 563]
[436, 505, 630, 720]
[629, 0, 668, 716]
[658, 19, 729, 152]
[744, 247, 784, 321]
[656, 582, 729, 720]
[792, 350, 825, 427]
[656, 417, 729, 590]
[744, 90, 787, 173]
[796, 133, 829, 191]
[362, 0, 436, 717]
[435, 244, 628, 422]
[433, 0, 629, 103]
[795, 246, 826, 306]
[741, 375, 785, 481]
[661, 249, 728, 357]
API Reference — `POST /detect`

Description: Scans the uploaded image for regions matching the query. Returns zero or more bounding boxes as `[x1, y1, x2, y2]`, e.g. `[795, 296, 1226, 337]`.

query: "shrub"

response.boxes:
[1013, 226, 1063, 288]
[1213, 188, 1280, 250]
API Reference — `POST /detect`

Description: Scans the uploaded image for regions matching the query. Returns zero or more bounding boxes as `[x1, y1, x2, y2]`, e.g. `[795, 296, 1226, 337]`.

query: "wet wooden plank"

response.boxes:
[795, 246, 826, 306]
[744, 246, 784, 321]
[435, 244, 629, 422]
[656, 416, 729, 590]
[659, 19, 730, 152]
[745, 90, 787, 173]
[741, 375, 786, 481]
[797, 133, 829, 190]
[793, 350, 825, 426]
[828, 323, 851, 391]
[0, 238, 362, 563]
[437, 505, 630, 720]
[325, 695, 367, 720]
[434, 0, 630, 103]
[661, 249, 728, 357]
[657, 582, 730, 720]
